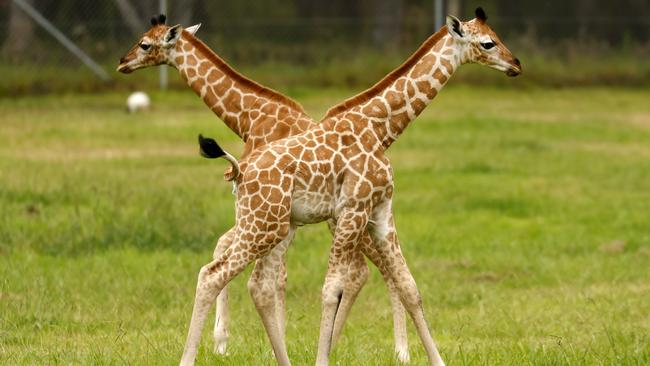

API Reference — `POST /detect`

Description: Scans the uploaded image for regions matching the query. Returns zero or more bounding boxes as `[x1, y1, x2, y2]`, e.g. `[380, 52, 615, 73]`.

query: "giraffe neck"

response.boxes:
[170, 32, 306, 142]
[329, 28, 463, 149]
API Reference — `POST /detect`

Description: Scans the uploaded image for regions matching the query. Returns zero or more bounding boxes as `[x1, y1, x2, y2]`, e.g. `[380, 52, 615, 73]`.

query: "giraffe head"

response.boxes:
[447, 7, 521, 77]
[117, 14, 201, 74]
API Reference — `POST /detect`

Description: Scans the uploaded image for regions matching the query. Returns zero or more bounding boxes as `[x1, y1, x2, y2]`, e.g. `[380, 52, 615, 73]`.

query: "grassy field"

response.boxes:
[1, 86, 649, 365]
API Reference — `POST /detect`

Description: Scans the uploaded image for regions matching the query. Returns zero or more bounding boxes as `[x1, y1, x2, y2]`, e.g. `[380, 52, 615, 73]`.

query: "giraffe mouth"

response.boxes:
[506, 58, 522, 77]
[116, 64, 133, 74]
[506, 67, 521, 77]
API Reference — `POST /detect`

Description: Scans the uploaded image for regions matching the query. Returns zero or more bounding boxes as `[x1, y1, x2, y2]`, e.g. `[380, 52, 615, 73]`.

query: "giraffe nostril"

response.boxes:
[119, 57, 127, 64]
[513, 58, 521, 67]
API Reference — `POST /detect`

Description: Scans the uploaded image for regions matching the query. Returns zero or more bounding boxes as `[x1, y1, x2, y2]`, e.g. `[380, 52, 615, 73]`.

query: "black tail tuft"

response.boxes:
[198, 134, 226, 159]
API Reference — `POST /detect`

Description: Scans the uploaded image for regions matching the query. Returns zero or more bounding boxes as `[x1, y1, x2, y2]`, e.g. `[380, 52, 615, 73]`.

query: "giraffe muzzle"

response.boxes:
[116, 63, 133, 74]
[506, 58, 522, 77]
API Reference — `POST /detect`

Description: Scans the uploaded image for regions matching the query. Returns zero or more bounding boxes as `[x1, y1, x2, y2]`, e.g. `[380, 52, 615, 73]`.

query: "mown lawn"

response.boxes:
[1, 86, 649, 365]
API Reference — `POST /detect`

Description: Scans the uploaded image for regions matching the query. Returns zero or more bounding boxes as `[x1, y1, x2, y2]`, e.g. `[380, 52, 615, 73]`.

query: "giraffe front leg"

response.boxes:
[326, 220, 370, 349]
[360, 233, 410, 364]
[247, 226, 296, 366]
[212, 227, 236, 356]
[275, 257, 288, 340]
[330, 248, 369, 347]
[328, 217, 410, 364]
[316, 210, 368, 366]
[368, 202, 445, 366]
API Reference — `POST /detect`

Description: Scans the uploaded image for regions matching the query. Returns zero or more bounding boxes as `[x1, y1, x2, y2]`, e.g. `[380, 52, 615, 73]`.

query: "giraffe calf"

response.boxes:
[182, 7, 520, 366]
[117, 12, 415, 364]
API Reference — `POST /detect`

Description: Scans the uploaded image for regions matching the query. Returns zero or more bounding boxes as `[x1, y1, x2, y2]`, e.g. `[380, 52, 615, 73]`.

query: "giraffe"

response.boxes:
[183, 7, 521, 366]
[116, 14, 412, 362]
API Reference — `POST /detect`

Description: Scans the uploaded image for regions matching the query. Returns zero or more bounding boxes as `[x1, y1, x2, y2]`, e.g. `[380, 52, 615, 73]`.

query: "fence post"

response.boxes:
[159, 0, 168, 90]
[434, 0, 444, 31]
[11, 0, 111, 82]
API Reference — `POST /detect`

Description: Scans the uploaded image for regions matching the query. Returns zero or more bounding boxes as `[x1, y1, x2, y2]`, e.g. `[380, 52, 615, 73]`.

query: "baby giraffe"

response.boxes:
[116, 14, 411, 362]
[182, 8, 520, 366]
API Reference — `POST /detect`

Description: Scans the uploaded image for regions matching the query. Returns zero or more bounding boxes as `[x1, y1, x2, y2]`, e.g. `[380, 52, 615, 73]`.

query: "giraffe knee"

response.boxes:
[345, 261, 369, 294]
[198, 265, 210, 280]
[213, 230, 235, 259]
[322, 288, 344, 309]
[358, 260, 370, 284]
[247, 276, 275, 308]
[195, 265, 223, 302]
[321, 277, 346, 307]
[398, 278, 423, 310]
[197, 264, 218, 287]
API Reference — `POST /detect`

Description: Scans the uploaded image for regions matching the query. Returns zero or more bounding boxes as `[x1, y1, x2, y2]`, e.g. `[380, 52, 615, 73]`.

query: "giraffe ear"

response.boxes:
[446, 15, 465, 40]
[162, 24, 183, 48]
[185, 23, 201, 35]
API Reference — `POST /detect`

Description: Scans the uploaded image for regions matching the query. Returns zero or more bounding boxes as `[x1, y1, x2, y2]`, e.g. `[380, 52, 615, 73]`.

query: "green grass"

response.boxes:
[1, 86, 649, 365]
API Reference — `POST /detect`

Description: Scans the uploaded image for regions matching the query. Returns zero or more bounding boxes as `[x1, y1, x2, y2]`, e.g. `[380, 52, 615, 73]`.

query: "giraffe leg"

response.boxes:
[327, 218, 410, 364]
[330, 247, 369, 347]
[316, 210, 368, 366]
[275, 258, 288, 339]
[387, 276, 410, 363]
[212, 227, 236, 355]
[386, 252, 443, 366]
[179, 226, 289, 366]
[360, 234, 410, 364]
[326, 219, 370, 348]
[368, 203, 445, 366]
[247, 227, 296, 366]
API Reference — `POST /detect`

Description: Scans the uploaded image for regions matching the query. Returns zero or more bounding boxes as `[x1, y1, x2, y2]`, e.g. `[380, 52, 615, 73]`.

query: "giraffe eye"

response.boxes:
[480, 42, 495, 50]
[140, 43, 151, 51]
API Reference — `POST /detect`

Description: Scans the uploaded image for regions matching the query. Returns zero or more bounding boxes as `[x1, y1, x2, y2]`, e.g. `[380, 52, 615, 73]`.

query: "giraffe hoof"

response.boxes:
[395, 347, 410, 364]
[213, 341, 228, 356]
[213, 331, 229, 356]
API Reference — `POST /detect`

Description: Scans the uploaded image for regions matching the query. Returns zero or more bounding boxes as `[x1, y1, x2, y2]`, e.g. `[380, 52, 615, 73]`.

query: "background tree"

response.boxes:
[2, 0, 35, 60]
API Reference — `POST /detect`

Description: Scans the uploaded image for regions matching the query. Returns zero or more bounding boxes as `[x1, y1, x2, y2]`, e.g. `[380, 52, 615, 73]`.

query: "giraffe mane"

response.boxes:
[183, 31, 307, 115]
[323, 27, 449, 120]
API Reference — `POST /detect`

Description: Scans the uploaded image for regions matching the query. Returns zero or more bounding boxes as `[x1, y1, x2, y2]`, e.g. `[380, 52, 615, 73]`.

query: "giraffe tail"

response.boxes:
[198, 134, 240, 181]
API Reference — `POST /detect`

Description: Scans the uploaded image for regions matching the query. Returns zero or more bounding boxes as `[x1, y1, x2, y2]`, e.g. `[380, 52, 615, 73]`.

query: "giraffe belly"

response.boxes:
[290, 193, 334, 225]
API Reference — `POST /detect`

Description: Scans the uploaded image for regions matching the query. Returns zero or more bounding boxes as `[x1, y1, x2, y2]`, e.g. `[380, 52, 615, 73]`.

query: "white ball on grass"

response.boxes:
[126, 91, 150, 113]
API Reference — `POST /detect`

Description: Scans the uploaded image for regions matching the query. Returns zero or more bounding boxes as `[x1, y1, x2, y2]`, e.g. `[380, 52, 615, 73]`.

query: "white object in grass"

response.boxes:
[127, 91, 150, 113]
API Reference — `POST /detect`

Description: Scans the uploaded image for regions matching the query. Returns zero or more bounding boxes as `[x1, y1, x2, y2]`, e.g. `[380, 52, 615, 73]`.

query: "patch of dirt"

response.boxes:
[599, 240, 626, 254]
[25, 204, 40, 216]
[472, 271, 501, 282]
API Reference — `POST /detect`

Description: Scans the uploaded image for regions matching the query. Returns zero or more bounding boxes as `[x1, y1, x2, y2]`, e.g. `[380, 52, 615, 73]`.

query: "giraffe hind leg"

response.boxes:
[316, 211, 368, 366]
[325, 219, 370, 349]
[330, 249, 369, 347]
[274, 257, 288, 339]
[327, 219, 411, 364]
[247, 226, 296, 366]
[180, 228, 287, 366]
[368, 207, 445, 366]
[360, 231, 410, 363]
[211, 227, 236, 355]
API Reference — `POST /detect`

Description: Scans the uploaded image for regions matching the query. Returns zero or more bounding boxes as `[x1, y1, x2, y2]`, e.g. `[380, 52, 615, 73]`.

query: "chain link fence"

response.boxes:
[1, 0, 649, 95]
